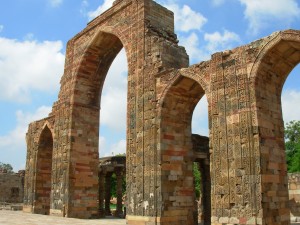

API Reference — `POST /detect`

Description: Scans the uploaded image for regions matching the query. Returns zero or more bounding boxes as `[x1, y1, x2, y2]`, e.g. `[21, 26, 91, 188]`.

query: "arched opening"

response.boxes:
[252, 35, 300, 223]
[98, 48, 127, 159]
[281, 59, 300, 222]
[160, 75, 209, 225]
[96, 37, 127, 219]
[34, 125, 53, 215]
[282, 64, 300, 171]
[73, 30, 128, 219]
[191, 96, 210, 225]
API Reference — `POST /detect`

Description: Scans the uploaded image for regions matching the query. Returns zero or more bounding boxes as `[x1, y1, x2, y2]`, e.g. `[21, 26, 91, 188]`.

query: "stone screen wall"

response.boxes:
[0, 170, 25, 203]
[289, 173, 300, 223]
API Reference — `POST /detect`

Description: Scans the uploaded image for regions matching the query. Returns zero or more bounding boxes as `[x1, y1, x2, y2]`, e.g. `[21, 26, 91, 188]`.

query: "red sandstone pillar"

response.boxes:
[116, 169, 123, 217]
[105, 173, 112, 216]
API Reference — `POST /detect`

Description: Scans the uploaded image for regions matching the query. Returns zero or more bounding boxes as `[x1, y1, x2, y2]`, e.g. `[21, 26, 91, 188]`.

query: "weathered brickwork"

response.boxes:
[24, 0, 300, 224]
[0, 170, 25, 204]
[289, 173, 300, 223]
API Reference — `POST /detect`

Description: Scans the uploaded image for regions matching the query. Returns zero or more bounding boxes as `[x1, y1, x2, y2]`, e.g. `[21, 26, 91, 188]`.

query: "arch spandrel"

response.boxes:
[249, 29, 300, 81]
[179, 61, 211, 94]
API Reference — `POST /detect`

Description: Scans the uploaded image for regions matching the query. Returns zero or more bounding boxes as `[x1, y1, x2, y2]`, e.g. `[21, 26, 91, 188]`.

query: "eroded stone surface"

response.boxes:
[289, 173, 300, 223]
[0, 170, 24, 204]
[24, 0, 300, 224]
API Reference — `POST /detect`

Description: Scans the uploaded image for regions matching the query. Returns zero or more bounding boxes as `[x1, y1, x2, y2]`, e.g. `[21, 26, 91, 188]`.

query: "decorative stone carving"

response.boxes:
[24, 0, 300, 224]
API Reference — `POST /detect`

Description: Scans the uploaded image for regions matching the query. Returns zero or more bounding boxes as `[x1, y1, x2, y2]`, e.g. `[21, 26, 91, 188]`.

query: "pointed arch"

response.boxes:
[34, 125, 53, 215]
[158, 73, 208, 223]
[249, 30, 300, 223]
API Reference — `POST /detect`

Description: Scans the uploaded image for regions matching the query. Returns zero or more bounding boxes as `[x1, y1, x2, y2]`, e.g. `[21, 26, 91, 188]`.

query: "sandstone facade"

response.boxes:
[24, 0, 300, 224]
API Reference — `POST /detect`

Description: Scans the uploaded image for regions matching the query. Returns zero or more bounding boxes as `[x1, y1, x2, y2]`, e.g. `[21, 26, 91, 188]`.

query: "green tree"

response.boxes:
[193, 162, 201, 198]
[110, 173, 126, 198]
[285, 120, 300, 172]
[0, 162, 13, 173]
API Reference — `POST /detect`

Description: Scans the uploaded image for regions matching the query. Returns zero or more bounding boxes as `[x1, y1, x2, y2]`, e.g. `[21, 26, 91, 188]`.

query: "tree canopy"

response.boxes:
[0, 162, 13, 173]
[285, 120, 300, 172]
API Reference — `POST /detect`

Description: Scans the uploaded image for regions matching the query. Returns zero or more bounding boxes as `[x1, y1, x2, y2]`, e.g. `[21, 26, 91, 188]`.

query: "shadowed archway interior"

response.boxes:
[34, 126, 53, 215]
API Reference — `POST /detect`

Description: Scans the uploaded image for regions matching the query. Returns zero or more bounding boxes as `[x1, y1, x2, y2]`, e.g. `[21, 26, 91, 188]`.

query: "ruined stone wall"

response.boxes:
[0, 170, 24, 203]
[23, 117, 55, 213]
[289, 173, 300, 223]
[25, 0, 189, 220]
[23, 0, 300, 224]
[160, 30, 300, 225]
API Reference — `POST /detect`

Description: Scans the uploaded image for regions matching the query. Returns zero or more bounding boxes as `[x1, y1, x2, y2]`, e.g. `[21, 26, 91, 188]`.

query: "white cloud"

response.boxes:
[282, 89, 300, 123]
[179, 30, 240, 63]
[49, 0, 63, 7]
[101, 139, 126, 157]
[0, 37, 65, 103]
[179, 32, 209, 62]
[80, 0, 89, 15]
[87, 0, 114, 20]
[212, 0, 225, 6]
[89, 0, 207, 31]
[204, 29, 240, 53]
[162, 1, 207, 32]
[99, 136, 106, 154]
[101, 88, 127, 131]
[0, 106, 52, 171]
[100, 49, 127, 131]
[0, 25, 3, 33]
[239, 0, 300, 35]
[192, 96, 209, 136]
[23, 33, 35, 41]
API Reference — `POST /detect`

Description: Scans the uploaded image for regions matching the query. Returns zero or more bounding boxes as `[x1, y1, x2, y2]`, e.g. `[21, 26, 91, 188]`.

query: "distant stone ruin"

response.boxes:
[98, 156, 126, 218]
[289, 173, 300, 223]
[0, 170, 24, 208]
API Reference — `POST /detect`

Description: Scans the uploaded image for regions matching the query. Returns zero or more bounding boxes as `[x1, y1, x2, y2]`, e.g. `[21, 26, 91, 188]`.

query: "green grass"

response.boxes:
[110, 203, 116, 209]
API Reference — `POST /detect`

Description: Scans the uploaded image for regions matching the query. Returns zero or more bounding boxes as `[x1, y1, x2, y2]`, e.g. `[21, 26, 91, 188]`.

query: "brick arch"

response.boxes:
[71, 30, 125, 107]
[179, 63, 211, 94]
[25, 0, 201, 222]
[249, 30, 300, 82]
[248, 29, 300, 224]
[158, 73, 207, 225]
[66, 28, 130, 218]
[34, 125, 53, 215]
[39, 122, 55, 139]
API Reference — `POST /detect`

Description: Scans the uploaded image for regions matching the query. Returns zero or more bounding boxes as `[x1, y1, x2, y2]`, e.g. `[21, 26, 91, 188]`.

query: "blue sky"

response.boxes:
[0, 0, 300, 171]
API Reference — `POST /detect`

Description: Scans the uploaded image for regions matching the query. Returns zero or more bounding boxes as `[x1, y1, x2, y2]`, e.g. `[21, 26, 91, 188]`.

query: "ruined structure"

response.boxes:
[289, 173, 300, 223]
[0, 170, 25, 204]
[24, 0, 300, 224]
[98, 156, 126, 218]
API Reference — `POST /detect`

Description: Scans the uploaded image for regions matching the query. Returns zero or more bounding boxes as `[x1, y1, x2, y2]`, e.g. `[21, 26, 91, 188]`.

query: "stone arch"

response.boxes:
[249, 29, 300, 224]
[158, 73, 208, 225]
[40, 121, 54, 138]
[66, 28, 130, 218]
[25, 0, 192, 221]
[34, 125, 53, 215]
[71, 30, 126, 107]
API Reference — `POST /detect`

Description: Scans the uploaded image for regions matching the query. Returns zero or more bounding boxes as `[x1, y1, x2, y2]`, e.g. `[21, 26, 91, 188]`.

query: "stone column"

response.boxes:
[98, 172, 105, 218]
[105, 173, 112, 216]
[115, 169, 123, 217]
[199, 159, 211, 225]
